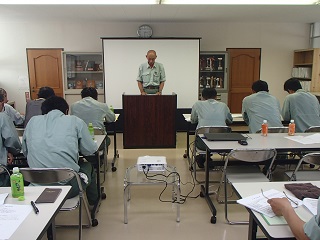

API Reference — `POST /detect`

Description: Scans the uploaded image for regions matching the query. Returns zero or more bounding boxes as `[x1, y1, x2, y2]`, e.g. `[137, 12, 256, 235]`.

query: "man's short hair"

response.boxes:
[0, 88, 7, 96]
[284, 78, 302, 92]
[81, 87, 98, 100]
[202, 88, 217, 100]
[0, 93, 3, 102]
[252, 80, 269, 93]
[38, 86, 55, 99]
[41, 96, 69, 115]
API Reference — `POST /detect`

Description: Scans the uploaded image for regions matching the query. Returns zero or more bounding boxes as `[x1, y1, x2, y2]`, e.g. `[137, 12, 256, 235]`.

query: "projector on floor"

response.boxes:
[137, 156, 167, 172]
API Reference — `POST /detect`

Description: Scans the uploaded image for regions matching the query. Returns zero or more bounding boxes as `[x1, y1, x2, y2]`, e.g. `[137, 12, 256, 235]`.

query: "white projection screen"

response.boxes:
[102, 38, 200, 109]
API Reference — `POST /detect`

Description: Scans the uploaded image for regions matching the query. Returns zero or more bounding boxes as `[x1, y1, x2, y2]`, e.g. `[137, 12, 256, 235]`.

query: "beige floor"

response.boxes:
[53, 133, 266, 240]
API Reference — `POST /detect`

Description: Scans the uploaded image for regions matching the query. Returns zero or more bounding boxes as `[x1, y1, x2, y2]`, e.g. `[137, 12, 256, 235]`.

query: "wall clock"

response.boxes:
[137, 25, 153, 38]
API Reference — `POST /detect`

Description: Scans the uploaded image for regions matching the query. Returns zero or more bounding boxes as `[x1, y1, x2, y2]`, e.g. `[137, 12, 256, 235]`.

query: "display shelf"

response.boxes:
[63, 52, 104, 105]
[292, 48, 320, 92]
[199, 51, 228, 103]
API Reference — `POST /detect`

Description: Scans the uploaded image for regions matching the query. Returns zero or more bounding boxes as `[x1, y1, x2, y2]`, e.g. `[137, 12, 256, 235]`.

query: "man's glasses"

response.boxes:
[261, 189, 298, 206]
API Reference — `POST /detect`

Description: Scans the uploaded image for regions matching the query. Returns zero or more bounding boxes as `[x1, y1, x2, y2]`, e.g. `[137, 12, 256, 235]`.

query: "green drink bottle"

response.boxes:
[10, 167, 24, 198]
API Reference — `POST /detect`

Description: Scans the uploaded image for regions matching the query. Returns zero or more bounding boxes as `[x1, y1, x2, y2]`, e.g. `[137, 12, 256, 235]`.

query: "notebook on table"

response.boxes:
[204, 132, 247, 141]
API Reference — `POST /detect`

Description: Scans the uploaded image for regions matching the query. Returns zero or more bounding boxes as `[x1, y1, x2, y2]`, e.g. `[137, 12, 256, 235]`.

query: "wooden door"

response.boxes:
[27, 49, 64, 99]
[227, 48, 261, 113]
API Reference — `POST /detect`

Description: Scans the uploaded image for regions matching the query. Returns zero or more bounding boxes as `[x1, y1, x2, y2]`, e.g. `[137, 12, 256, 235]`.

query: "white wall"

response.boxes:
[0, 19, 309, 112]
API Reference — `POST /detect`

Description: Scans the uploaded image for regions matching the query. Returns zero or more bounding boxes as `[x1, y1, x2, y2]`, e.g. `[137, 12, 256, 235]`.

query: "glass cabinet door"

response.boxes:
[199, 51, 228, 101]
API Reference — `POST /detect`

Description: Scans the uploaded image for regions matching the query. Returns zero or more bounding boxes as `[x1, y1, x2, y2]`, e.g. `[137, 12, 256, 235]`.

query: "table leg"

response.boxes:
[248, 213, 257, 240]
[124, 184, 130, 224]
[200, 147, 217, 224]
[46, 221, 56, 240]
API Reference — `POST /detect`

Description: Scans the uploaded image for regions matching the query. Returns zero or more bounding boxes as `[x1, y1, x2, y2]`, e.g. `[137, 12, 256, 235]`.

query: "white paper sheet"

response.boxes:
[303, 198, 318, 215]
[286, 133, 320, 144]
[0, 204, 32, 239]
[237, 189, 302, 218]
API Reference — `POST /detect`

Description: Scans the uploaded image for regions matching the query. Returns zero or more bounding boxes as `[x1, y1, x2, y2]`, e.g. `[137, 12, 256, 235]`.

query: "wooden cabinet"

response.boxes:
[199, 51, 228, 104]
[62, 52, 104, 105]
[292, 48, 320, 92]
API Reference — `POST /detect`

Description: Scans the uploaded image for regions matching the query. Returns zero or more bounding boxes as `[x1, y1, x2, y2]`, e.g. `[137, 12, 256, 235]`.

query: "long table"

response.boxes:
[233, 181, 319, 240]
[183, 113, 247, 159]
[200, 132, 320, 224]
[0, 186, 71, 240]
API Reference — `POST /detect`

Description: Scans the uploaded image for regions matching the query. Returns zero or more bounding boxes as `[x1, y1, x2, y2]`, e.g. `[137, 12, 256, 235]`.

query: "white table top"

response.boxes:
[233, 181, 319, 239]
[200, 132, 320, 152]
[0, 186, 71, 240]
[183, 113, 244, 123]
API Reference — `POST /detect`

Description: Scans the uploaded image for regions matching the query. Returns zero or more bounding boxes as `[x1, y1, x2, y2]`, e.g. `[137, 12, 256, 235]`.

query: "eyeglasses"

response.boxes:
[261, 189, 298, 206]
[282, 191, 298, 206]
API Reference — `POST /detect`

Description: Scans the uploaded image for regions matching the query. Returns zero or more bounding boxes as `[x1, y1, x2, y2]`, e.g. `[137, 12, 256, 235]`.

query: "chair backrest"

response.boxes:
[196, 126, 232, 135]
[224, 148, 277, 178]
[304, 126, 320, 132]
[256, 127, 289, 133]
[20, 168, 82, 189]
[289, 153, 320, 181]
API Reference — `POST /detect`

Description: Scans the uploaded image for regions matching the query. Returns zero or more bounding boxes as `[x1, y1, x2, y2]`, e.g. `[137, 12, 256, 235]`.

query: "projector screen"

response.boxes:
[102, 38, 200, 109]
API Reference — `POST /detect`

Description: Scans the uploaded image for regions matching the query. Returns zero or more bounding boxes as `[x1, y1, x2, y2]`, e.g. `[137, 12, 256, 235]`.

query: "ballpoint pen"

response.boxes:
[31, 201, 39, 214]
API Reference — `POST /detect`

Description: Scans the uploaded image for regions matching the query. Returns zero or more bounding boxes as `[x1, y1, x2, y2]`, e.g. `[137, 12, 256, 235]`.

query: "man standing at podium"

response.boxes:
[137, 50, 166, 95]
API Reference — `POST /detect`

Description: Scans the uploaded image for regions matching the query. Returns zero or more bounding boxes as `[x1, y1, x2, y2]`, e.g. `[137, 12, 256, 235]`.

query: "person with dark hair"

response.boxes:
[24, 86, 55, 127]
[22, 96, 99, 206]
[242, 80, 283, 133]
[191, 88, 233, 168]
[282, 78, 320, 132]
[0, 88, 25, 125]
[137, 50, 166, 95]
[0, 93, 21, 186]
[70, 87, 115, 135]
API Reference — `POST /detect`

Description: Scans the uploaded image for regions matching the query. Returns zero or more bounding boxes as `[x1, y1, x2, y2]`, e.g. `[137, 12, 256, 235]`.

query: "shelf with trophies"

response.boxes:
[199, 51, 228, 104]
[63, 52, 104, 105]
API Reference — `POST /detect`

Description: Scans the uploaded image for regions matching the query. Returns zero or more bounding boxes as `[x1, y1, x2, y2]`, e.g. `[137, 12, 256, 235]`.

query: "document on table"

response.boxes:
[0, 204, 32, 239]
[286, 133, 320, 144]
[237, 189, 302, 218]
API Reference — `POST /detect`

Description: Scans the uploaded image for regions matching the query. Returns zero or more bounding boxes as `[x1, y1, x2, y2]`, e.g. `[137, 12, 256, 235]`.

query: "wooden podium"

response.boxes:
[123, 94, 177, 148]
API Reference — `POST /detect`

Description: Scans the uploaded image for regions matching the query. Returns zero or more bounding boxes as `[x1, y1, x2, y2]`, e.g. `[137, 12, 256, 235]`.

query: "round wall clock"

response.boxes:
[137, 25, 153, 38]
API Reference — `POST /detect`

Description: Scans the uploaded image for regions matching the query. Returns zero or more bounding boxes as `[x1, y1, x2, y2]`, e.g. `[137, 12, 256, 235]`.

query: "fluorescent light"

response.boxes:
[162, 0, 316, 4]
[0, 0, 158, 4]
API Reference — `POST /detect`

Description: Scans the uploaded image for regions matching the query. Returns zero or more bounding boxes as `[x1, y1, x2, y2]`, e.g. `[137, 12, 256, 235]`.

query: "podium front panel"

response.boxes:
[123, 95, 177, 148]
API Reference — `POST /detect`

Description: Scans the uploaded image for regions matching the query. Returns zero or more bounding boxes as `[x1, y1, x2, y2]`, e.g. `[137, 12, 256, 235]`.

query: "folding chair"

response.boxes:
[285, 153, 320, 181]
[0, 164, 10, 187]
[191, 126, 231, 183]
[93, 127, 108, 184]
[20, 168, 96, 240]
[256, 127, 289, 133]
[305, 126, 320, 132]
[219, 148, 277, 225]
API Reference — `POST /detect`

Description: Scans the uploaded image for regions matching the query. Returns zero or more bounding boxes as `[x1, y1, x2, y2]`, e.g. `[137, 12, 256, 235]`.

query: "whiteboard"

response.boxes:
[102, 38, 200, 109]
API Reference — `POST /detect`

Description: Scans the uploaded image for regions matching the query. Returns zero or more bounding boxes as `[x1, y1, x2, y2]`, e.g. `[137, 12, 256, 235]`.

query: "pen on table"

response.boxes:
[31, 201, 39, 214]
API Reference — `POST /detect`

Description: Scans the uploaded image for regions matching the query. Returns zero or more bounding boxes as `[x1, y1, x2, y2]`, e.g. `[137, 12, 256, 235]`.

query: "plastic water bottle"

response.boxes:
[261, 120, 268, 137]
[88, 122, 95, 140]
[109, 105, 114, 113]
[10, 167, 24, 198]
[288, 120, 295, 136]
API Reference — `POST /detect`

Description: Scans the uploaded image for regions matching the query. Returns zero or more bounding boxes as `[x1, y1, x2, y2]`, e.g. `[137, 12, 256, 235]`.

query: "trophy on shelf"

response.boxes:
[199, 76, 204, 88]
[200, 58, 206, 71]
[217, 58, 223, 70]
[215, 77, 221, 88]
[206, 77, 211, 88]
[205, 57, 215, 71]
